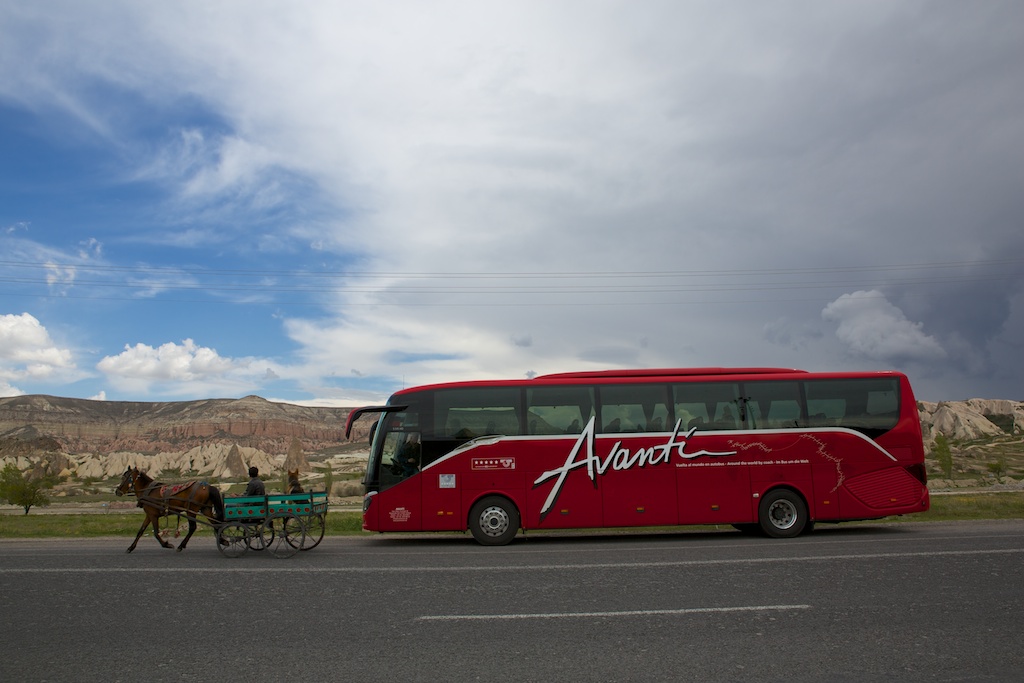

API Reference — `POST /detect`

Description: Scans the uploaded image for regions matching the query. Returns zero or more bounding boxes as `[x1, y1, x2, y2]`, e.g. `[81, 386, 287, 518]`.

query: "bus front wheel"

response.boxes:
[469, 496, 520, 546]
[758, 489, 807, 538]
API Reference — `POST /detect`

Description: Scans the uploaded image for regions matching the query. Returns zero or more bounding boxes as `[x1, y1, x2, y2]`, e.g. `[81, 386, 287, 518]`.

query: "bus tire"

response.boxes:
[469, 496, 520, 546]
[758, 489, 807, 538]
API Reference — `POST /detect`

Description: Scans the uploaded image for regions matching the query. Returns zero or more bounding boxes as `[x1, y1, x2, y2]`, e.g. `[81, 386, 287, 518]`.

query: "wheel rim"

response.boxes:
[478, 505, 510, 538]
[768, 499, 798, 530]
[217, 523, 248, 558]
[286, 515, 322, 550]
[294, 514, 325, 550]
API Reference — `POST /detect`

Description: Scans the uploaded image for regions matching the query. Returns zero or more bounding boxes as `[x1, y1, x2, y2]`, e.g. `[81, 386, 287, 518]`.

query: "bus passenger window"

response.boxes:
[673, 382, 741, 431]
[745, 381, 802, 429]
[527, 386, 595, 434]
[436, 387, 521, 438]
[598, 384, 669, 433]
[803, 378, 901, 435]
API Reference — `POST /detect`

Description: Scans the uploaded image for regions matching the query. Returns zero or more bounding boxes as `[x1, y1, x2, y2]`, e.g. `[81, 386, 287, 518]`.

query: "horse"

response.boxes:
[115, 467, 225, 553]
[286, 468, 304, 493]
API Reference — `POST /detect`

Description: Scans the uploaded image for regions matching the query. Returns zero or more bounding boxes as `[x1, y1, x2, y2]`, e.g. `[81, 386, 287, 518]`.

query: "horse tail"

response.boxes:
[209, 485, 225, 523]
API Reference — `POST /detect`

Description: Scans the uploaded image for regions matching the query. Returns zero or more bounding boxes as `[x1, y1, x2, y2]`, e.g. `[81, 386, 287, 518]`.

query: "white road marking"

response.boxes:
[417, 604, 811, 621]
[0, 547, 1020, 574]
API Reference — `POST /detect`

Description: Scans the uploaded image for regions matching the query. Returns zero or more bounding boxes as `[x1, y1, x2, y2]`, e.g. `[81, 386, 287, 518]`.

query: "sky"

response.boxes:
[1, 1, 1022, 406]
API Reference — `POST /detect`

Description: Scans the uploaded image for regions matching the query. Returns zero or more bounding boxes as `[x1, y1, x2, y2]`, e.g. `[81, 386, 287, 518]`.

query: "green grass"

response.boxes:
[0, 510, 365, 539]
[2, 492, 1022, 539]
[915, 492, 1024, 521]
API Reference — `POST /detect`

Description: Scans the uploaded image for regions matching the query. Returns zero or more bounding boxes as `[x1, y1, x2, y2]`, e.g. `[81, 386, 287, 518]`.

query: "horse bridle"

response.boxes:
[115, 468, 135, 497]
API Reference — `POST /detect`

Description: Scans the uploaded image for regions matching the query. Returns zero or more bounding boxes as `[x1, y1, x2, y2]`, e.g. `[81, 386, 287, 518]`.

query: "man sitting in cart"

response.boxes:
[244, 466, 266, 497]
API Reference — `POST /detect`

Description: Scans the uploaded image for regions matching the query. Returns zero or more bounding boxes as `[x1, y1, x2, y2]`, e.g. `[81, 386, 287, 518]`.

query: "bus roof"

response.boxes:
[387, 367, 818, 398]
[535, 367, 807, 380]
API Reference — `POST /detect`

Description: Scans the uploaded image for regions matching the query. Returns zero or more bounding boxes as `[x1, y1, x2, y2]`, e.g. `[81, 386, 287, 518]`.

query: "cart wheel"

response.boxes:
[263, 514, 303, 559]
[288, 513, 325, 550]
[216, 523, 249, 558]
[249, 520, 274, 551]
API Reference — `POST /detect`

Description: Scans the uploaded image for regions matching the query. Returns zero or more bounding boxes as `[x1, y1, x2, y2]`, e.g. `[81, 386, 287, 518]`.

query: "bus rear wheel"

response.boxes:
[469, 496, 520, 546]
[758, 489, 807, 538]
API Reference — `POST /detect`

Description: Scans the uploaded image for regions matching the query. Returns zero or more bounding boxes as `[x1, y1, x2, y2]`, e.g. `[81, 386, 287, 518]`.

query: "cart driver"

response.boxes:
[244, 466, 266, 496]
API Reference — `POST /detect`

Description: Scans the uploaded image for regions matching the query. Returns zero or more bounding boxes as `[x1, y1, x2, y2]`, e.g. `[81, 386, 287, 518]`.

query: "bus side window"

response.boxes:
[526, 386, 595, 435]
[803, 378, 900, 434]
[436, 387, 522, 438]
[597, 384, 670, 433]
[672, 382, 741, 431]
[745, 381, 802, 429]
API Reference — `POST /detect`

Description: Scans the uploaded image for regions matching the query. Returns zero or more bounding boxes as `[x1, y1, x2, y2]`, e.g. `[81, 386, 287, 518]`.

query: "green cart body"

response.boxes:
[217, 491, 329, 558]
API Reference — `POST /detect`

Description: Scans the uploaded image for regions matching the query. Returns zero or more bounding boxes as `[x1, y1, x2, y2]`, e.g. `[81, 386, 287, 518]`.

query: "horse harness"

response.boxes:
[138, 478, 211, 521]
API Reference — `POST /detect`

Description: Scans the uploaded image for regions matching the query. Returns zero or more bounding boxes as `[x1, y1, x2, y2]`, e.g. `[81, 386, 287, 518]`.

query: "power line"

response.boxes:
[1, 257, 1020, 306]
[1, 257, 1021, 281]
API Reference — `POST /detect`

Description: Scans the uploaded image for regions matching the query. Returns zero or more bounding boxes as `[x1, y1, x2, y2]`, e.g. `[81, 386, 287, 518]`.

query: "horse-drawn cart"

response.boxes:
[116, 467, 328, 559]
[217, 491, 329, 558]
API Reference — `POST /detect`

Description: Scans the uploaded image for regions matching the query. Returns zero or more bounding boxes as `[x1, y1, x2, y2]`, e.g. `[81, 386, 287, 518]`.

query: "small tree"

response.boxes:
[0, 463, 60, 515]
[987, 459, 1006, 483]
[933, 434, 953, 480]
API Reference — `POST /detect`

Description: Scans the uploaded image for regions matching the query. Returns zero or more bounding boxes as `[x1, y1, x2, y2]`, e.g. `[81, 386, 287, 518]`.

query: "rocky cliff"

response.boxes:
[0, 394, 366, 480]
[918, 399, 1024, 443]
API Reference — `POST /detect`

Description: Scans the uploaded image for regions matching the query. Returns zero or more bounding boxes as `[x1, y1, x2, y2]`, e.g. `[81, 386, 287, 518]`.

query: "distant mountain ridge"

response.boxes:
[0, 394, 356, 454]
[0, 394, 364, 481]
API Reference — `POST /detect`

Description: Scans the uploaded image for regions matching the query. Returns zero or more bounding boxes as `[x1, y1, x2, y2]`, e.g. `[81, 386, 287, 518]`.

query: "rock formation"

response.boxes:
[0, 394, 366, 480]
[283, 437, 310, 472]
[918, 399, 1024, 443]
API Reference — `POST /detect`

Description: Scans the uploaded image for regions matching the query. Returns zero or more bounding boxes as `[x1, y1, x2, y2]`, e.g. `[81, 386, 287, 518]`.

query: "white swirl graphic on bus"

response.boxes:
[532, 416, 736, 521]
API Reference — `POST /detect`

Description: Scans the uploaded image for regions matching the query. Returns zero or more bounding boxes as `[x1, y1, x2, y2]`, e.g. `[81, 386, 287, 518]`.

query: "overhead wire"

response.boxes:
[0, 257, 1021, 306]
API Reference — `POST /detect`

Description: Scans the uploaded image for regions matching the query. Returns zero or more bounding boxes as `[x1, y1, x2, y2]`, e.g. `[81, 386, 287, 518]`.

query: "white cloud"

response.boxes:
[0, 380, 24, 397]
[822, 291, 946, 363]
[98, 339, 236, 380]
[0, 313, 77, 381]
[283, 308, 574, 392]
[96, 339, 268, 396]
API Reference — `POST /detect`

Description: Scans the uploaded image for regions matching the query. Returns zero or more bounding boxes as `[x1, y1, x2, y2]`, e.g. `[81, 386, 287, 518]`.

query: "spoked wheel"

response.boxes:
[216, 523, 249, 558]
[287, 513, 325, 551]
[262, 514, 305, 558]
[248, 521, 273, 551]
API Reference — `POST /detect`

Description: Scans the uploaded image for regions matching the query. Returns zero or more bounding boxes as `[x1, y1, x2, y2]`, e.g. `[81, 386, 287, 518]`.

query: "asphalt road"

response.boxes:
[2, 520, 1023, 682]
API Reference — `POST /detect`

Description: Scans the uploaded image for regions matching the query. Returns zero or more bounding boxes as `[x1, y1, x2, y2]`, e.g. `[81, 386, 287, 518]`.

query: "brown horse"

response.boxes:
[286, 468, 304, 493]
[115, 467, 225, 553]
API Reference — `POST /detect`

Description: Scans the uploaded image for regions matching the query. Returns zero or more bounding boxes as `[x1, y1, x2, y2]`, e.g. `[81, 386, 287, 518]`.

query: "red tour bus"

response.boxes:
[345, 368, 929, 545]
